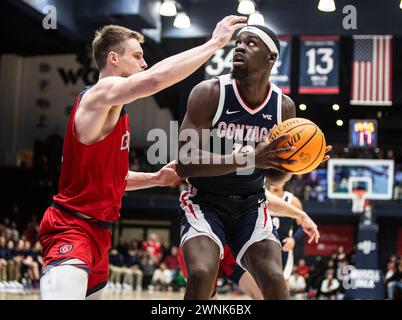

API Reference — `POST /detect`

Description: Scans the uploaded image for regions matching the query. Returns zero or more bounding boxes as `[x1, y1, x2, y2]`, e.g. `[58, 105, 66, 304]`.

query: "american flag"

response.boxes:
[350, 35, 393, 106]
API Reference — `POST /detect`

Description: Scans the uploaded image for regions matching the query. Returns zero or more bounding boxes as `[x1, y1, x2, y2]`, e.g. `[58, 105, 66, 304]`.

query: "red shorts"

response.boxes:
[39, 206, 111, 296]
[177, 244, 242, 291]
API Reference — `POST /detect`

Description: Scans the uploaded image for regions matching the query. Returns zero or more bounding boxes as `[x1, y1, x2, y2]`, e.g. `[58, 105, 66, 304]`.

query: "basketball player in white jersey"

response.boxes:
[230, 187, 318, 300]
[267, 181, 305, 281]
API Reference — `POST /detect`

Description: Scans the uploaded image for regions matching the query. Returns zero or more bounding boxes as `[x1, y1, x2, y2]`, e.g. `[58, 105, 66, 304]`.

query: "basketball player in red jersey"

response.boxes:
[38, 16, 247, 300]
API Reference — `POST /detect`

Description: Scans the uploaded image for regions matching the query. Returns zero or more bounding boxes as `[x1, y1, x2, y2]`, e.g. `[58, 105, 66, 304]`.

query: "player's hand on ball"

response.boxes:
[321, 145, 332, 163]
[282, 237, 296, 252]
[156, 161, 182, 187]
[211, 15, 247, 48]
[299, 213, 320, 244]
[254, 132, 297, 172]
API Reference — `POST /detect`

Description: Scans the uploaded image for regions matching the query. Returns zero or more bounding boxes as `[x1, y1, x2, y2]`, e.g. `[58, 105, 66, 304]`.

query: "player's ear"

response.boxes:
[108, 51, 119, 67]
[267, 52, 278, 64]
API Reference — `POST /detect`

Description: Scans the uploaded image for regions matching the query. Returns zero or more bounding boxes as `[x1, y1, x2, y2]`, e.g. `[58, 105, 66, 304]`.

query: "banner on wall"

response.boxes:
[344, 217, 385, 299]
[270, 36, 292, 94]
[299, 36, 340, 94]
[304, 225, 354, 256]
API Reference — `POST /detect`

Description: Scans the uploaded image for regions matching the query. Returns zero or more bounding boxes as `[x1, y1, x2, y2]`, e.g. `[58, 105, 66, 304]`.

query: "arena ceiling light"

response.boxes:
[332, 104, 340, 111]
[237, 0, 256, 15]
[400, 0, 402, 9]
[160, 0, 177, 17]
[299, 104, 307, 111]
[174, 12, 191, 29]
[336, 119, 343, 126]
[248, 12, 265, 25]
[318, 0, 336, 12]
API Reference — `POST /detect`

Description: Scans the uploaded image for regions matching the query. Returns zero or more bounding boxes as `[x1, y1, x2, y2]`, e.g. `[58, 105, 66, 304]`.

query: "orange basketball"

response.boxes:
[270, 118, 326, 175]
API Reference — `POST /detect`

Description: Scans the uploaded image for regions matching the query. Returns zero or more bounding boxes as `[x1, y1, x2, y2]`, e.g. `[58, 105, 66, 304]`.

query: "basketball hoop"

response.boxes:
[352, 189, 367, 213]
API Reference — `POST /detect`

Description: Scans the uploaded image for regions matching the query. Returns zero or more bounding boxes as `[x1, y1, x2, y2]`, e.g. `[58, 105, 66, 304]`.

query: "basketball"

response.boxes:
[270, 118, 326, 175]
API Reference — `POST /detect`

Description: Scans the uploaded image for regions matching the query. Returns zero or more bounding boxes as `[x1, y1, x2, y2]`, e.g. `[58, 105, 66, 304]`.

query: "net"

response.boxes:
[352, 189, 367, 213]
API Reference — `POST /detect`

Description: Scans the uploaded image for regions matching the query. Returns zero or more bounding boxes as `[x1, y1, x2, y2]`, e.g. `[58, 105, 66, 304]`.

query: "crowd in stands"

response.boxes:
[286, 248, 402, 300]
[0, 214, 41, 292]
[1, 211, 401, 300]
[106, 233, 185, 293]
[286, 246, 354, 300]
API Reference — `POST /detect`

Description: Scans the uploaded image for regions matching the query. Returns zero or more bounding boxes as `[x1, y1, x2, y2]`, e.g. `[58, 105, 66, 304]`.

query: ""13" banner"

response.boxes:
[299, 36, 340, 94]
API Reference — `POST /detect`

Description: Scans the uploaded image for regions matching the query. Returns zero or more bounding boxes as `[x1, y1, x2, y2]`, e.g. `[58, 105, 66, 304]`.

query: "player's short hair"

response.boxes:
[92, 25, 144, 71]
[248, 24, 281, 56]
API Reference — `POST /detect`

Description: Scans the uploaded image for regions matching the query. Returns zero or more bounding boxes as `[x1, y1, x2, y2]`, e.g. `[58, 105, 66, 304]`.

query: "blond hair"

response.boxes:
[92, 25, 144, 70]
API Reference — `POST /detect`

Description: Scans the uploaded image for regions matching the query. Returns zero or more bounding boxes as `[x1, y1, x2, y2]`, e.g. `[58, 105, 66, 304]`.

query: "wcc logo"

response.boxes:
[58, 243, 74, 255]
[58, 68, 98, 86]
[357, 240, 376, 255]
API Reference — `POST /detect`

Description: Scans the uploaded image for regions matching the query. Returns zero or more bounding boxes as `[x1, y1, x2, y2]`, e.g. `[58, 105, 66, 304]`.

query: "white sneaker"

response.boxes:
[115, 282, 122, 291]
[0, 281, 5, 291]
[122, 283, 132, 291]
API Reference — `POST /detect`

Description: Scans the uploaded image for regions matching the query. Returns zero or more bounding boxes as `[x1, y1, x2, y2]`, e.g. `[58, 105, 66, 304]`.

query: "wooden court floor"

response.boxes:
[0, 289, 250, 300]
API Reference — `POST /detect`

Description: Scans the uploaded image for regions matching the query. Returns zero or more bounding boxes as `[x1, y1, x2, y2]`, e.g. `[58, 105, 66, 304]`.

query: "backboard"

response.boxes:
[327, 159, 394, 200]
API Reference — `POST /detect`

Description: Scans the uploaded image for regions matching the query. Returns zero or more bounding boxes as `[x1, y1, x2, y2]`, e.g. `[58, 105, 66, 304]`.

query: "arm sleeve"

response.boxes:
[293, 226, 304, 241]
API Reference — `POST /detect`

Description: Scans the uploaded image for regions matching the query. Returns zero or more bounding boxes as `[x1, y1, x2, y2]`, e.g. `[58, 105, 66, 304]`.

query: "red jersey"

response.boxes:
[141, 241, 162, 257]
[53, 88, 130, 222]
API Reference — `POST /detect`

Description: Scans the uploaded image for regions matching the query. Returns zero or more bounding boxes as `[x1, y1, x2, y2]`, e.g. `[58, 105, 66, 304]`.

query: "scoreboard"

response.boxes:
[349, 119, 378, 148]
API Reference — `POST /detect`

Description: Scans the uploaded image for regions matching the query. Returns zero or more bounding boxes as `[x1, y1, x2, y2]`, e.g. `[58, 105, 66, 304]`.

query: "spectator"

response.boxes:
[108, 248, 131, 291]
[32, 241, 43, 271]
[23, 215, 39, 245]
[141, 253, 157, 290]
[141, 233, 162, 264]
[295, 259, 310, 279]
[164, 246, 179, 271]
[385, 260, 397, 281]
[9, 221, 19, 243]
[5, 240, 24, 291]
[3, 218, 12, 240]
[386, 259, 402, 300]
[336, 246, 346, 262]
[0, 236, 7, 285]
[288, 269, 307, 300]
[385, 260, 397, 298]
[171, 267, 186, 292]
[308, 256, 325, 293]
[116, 236, 129, 257]
[123, 247, 144, 291]
[9, 205, 22, 228]
[336, 257, 349, 287]
[327, 259, 336, 272]
[150, 263, 172, 292]
[329, 250, 339, 271]
[320, 270, 340, 300]
[21, 240, 40, 289]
